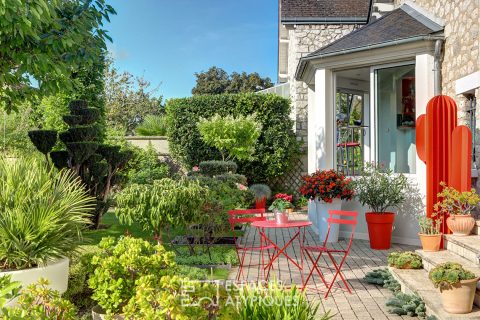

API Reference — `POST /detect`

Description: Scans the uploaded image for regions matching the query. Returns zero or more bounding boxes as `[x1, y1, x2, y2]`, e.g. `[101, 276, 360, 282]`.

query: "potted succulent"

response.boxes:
[269, 195, 293, 224]
[434, 182, 480, 236]
[300, 169, 354, 243]
[353, 163, 408, 250]
[429, 262, 479, 314]
[249, 184, 272, 209]
[387, 251, 422, 269]
[0, 157, 93, 300]
[418, 215, 442, 251]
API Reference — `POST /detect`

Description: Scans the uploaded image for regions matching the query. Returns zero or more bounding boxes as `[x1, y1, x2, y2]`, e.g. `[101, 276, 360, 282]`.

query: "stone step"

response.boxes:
[444, 234, 480, 264]
[416, 249, 480, 306]
[390, 267, 480, 320]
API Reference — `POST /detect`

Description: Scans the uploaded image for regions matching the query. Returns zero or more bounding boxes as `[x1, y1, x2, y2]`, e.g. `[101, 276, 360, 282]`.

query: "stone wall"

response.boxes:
[286, 24, 359, 153]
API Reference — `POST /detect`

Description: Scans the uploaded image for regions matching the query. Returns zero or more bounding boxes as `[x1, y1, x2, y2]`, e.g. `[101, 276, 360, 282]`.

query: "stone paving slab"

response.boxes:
[228, 212, 418, 320]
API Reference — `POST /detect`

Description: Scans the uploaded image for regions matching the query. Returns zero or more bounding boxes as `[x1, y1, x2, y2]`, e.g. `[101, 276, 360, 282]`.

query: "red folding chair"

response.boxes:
[302, 210, 358, 298]
[228, 209, 276, 282]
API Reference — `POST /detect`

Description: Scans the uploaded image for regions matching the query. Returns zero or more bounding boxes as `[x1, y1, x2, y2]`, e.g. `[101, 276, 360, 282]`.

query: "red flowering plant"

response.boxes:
[299, 169, 354, 203]
[274, 193, 293, 203]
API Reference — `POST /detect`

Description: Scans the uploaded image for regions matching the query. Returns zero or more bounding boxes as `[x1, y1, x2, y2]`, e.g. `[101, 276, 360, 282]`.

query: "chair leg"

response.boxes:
[325, 251, 351, 298]
[303, 250, 328, 290]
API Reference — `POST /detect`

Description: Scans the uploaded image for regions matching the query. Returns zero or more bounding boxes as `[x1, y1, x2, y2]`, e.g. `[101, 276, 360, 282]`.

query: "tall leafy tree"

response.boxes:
[191, 66, 273, 95]
[0, 0, 115, 112]
[104, 58, 163, 135]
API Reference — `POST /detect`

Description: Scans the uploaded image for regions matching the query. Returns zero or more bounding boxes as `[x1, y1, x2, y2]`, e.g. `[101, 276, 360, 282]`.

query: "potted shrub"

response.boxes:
[300, 170, 354, 243]
[249, 184, 272, 209]
[269, 196, 293, 224]
[434, 182, 480, 236]
[429, 262, 479, 314]
[387, 251, 422, 269]
[354, 163, 408, 250]
[418, 215, 442, 251]
[0, 157, 94, 297]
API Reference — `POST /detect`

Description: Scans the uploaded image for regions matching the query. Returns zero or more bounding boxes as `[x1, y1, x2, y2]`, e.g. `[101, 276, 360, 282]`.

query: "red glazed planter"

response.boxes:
[365, 212, 395, 250]
[255, 197, 266, 209]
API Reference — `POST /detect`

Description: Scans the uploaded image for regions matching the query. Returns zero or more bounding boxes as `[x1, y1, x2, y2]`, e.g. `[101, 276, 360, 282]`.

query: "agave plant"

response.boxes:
[0, 157, 94, 270]
[135, 115, 168, 136]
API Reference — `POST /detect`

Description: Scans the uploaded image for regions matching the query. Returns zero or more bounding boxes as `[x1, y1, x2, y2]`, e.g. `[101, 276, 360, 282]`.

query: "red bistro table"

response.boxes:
[251, 220, 312, 284]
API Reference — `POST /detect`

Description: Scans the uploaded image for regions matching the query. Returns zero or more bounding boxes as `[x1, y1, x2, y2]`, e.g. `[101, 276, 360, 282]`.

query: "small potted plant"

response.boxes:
[353, 163, 408, 250]
[429, 262, 479, 314]
[269, 195, 293, 224]
[300, 169, 354, 243]
[295, 196, 309, 211]
[434, 182, 480, 236]
[387, 251, 422, 269]
[418, 215, 442, 251]
[249, 184, 272, 209]
[274, 193, 294, 213]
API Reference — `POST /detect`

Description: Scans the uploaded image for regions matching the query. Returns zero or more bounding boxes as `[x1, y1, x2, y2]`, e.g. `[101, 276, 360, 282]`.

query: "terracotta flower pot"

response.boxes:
[439, 278, 479, 314]
[255, 197, 266, 209]
[446, 214, 475, 236]
[365, 212, 395, 250]
[418, 233, 442, 252]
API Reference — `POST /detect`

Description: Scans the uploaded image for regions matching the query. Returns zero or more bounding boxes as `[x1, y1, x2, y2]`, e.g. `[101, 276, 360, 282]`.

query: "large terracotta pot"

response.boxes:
[418, 233, 442, 252]
[439, 278, 479, 314]
[365, 212, 395, 250]
[446, 214, 475, 236]
[255, 197, 266, 209]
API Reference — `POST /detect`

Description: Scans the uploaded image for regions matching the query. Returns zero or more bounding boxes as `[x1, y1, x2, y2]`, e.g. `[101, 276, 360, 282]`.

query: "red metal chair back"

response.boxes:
[323, 210, 358, 248]
[228, 208, 267, 230]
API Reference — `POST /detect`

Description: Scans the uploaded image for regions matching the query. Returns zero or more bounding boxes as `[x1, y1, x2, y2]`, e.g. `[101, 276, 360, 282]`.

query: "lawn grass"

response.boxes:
[83, 211, 151, 245]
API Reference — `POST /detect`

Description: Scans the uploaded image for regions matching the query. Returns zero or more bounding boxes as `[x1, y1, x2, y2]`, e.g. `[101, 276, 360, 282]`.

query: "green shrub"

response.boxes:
[124, 143, 170, 185]
[2, 279, 77, 319]
[429, 262, 477, 290]
[122, 275, 225, 320]
[199, 160, 238, 176]
[215, 173, 248, 185]
[174, 246, 238, 266]
[115, 178, 209, 243]
[166, 93, 300, 183]
[198, 114, 261, 161]
[135, 115, 168, 136]
[176, 265, 209, 280]
[88, 237, 176, 315]
[387, 251, 423, 269]
[234, 282, 328, 320]
[0, 156, 94, 270]
[63, 245, 102, 312]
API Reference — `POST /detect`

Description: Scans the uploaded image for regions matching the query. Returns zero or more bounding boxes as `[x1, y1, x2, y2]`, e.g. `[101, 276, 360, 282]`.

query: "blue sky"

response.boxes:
[107, 0, 278, 100]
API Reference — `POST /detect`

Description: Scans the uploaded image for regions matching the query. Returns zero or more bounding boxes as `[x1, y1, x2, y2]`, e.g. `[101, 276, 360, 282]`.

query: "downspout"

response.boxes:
[433, 39, 443, 95]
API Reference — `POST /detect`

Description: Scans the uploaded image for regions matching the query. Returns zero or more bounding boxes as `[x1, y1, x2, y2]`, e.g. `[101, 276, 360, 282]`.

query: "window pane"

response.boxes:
[376, 64, 416, 174]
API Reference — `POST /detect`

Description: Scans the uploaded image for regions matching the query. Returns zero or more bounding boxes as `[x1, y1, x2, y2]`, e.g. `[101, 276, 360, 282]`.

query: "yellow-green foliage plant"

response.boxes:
[434, 182, 480, 216]
[234, 282, 333, 320]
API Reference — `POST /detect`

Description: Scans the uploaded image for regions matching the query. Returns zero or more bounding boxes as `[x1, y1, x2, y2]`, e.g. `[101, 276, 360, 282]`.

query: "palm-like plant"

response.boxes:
[0, 157, 94, 270]
[135, 115, 168, 136]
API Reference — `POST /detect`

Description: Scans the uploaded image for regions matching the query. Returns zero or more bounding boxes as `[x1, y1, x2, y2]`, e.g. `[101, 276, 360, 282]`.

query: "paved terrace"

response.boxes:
[228, 212, 418, 320]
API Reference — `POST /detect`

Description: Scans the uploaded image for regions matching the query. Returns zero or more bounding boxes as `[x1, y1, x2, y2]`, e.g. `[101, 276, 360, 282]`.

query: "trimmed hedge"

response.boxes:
[166, 93, 300, 183]
[199, 160, 237, 176]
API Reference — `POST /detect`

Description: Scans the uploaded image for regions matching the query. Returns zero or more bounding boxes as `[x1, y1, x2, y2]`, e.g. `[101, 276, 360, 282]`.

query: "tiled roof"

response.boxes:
[281, 0, 372, 23]
[306, 4, 443, 57]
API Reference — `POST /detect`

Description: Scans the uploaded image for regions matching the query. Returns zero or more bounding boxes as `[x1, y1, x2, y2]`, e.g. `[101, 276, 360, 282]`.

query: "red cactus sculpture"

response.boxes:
[416, 95, 472, 236]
